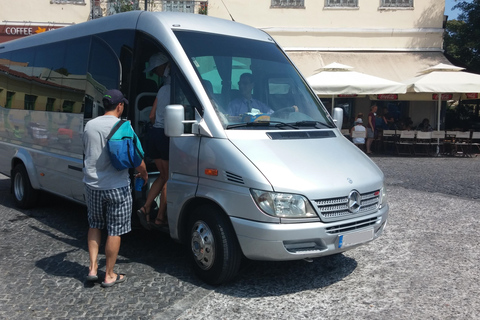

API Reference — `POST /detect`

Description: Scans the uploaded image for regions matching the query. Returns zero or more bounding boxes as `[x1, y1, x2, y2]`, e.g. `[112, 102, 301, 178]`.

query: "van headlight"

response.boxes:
[378, 183, 387, 208]
[250, 189, 317, 218]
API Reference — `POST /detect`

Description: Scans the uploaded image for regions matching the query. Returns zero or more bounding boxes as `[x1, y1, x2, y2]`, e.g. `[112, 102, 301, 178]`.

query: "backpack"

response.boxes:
[106, 120, 144, 171]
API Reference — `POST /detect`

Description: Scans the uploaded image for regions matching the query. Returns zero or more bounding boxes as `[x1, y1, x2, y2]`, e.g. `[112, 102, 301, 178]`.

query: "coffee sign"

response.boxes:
[0, 24, 67, 43]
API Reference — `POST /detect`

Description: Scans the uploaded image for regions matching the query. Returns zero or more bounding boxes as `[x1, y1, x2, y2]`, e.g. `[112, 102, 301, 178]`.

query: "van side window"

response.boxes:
[171, 65, 202, 132]
[5, 49, 35, 110]
[32, 42, 66, 112]
[87, 31, 135, 120]
[0, 52, 10, 108]
[63, 37, 89, 114]
[88, 36, 122, 103]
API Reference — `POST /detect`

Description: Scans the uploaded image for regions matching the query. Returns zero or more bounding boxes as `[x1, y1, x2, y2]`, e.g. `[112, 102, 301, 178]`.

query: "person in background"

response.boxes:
[382, 108, 395, 129]
[366, 104, 377, 154]
[351, 118, 366, 146]
[83, 89, 148, 287]
[417, 118, 433, 132]
[137, 52, 171, 231]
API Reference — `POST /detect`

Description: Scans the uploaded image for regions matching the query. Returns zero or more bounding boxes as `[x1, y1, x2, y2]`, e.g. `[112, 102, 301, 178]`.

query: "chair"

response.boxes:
[382, 129, 397, 154]
[396, 130, 415, 155]
[351, 130, 367, 151]
[414, 131, 432, 156]
[454, 131, 472, 157]
[443, 131, 457, 155]
[431, 131, 445, 155]
[471, 132, 480, 156]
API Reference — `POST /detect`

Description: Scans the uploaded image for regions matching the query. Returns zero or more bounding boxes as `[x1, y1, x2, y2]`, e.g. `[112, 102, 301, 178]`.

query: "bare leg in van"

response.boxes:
[138, 158, 168, 229]
[153, 158, 169, 227]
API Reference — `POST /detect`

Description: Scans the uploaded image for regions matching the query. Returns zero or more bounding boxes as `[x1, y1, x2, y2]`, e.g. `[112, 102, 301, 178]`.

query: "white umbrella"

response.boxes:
[307, 62, 407, 113]
[403, 63, 480, 130]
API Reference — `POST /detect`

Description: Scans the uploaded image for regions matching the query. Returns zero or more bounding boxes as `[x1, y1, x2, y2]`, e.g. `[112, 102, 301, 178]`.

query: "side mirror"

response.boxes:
[333, 107, 343, 129]
[164, 104, 185, 137]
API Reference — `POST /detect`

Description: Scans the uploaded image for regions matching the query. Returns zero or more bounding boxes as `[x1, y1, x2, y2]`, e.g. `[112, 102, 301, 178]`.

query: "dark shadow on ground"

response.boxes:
[1, 175, 357, 298]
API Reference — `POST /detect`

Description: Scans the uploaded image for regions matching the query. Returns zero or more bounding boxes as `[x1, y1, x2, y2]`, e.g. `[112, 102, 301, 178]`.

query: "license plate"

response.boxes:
[338, 228, 374, 248]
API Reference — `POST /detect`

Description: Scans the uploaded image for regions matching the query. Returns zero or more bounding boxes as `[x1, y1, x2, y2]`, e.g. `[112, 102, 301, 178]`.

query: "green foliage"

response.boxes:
[109, 0, 140, 13]
[444, 0, 480, 73]
[199, 2, 208, 15]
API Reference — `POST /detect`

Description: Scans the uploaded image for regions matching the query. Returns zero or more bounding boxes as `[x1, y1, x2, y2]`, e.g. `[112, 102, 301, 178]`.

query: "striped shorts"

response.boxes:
[85, 185, 132, 236]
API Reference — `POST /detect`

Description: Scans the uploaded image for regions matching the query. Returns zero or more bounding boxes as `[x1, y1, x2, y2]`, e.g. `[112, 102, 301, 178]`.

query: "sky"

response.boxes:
[444, 0, 462, 20]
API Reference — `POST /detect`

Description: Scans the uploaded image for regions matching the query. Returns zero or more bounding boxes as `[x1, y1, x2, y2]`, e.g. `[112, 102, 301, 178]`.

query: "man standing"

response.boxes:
[83, 89, 148, 287]
[366, 104, 378, 154]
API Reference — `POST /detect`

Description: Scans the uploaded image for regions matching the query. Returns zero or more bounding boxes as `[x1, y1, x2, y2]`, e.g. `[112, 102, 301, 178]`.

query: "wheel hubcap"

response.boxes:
[13, 173, 24, 201]
[191, 221, 215, 270]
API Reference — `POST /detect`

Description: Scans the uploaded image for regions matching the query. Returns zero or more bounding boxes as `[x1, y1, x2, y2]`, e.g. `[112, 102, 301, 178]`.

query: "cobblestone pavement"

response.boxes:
[0, 156, 479, 319]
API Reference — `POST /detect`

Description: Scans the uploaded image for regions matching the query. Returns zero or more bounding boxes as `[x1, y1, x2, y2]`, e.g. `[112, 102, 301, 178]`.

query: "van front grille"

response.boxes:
[315, 190, 379, 220]
[326, 217, 379, 234]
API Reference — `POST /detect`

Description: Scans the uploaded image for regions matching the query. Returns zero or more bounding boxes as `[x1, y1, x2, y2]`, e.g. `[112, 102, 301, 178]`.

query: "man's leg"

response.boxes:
[103, 186, 131, 284]
[104, 235, 123, 284]
[366, 138, 373, 153]
[87, 228, 101, 277]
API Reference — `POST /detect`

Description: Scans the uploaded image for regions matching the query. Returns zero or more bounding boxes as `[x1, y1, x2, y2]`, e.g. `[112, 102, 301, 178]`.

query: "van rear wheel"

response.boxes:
[188, 204, 242, 285]
[12, 164, 38, 209]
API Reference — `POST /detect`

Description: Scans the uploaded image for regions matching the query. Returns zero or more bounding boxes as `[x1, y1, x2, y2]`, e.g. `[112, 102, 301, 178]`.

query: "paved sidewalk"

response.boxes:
[0, 156, 479, 319]
[0, 173, 210, 319]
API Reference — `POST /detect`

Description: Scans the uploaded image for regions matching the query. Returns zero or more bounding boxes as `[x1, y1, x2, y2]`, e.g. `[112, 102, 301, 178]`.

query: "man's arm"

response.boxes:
[135, 161, 148, 186]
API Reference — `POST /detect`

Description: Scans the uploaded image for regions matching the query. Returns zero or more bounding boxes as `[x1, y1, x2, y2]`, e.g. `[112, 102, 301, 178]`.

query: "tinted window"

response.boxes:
[174, 31, 332, 129]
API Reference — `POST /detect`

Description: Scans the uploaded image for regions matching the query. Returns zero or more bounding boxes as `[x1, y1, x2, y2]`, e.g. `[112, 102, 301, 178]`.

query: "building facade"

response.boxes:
[0, 0, 90, 43]
[1, 0, 453, 129]
[207, 0, 451, 129]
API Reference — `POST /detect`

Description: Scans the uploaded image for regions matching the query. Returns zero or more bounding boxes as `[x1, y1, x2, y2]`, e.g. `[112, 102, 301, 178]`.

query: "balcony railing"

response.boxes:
[325, 0, 358, 7]
[381, 0, 413, 8]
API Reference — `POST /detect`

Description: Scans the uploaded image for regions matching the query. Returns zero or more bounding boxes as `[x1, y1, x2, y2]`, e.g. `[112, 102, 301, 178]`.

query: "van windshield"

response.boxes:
[174, 31, 333, 130]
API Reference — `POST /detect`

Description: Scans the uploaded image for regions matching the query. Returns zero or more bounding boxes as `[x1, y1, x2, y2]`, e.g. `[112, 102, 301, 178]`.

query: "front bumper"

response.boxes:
[231, 204, 388, 261]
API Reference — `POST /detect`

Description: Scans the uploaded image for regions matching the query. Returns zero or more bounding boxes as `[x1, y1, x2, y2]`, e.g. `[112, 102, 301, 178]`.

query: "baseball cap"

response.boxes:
[144, 53, 169, 73]
[102, 89, 129, 106]
[355, 118, 363, 124]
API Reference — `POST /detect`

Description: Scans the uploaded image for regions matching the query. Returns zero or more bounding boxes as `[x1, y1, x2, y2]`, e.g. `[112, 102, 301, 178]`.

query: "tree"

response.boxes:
[109, 0, 140, 13]
[444, 0, 480, 73]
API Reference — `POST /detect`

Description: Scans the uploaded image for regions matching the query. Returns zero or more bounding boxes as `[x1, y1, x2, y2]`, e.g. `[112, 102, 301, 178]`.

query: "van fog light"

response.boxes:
[250, 189, 317, 218]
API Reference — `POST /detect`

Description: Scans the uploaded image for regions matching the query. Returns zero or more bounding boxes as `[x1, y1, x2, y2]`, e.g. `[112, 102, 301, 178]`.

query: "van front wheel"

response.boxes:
[188, 205, 242, 285]
[12, 164, 38, 209]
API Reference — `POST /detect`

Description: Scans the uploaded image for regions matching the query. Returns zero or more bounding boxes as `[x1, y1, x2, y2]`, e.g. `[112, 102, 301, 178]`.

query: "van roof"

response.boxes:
[0, 11, 273, 52]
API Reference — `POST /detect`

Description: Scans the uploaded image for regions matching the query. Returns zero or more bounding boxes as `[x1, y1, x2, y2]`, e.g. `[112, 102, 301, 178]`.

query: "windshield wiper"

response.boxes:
[293, 121, 332, 129]
[226, 121, 298, 130]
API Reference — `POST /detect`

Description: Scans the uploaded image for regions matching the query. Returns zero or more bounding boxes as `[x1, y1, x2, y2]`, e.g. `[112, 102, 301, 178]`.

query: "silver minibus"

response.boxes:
[0, 11, 388, 284]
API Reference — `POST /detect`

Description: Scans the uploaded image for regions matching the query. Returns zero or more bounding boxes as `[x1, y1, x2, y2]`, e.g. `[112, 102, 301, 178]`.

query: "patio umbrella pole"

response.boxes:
[436, 92, 441, 155]
[331, 95, 335, 115]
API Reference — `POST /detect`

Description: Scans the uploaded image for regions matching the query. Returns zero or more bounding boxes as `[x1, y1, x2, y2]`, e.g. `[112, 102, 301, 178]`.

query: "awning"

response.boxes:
[286, 51, 452, 83]
[306, 62, 407, 95]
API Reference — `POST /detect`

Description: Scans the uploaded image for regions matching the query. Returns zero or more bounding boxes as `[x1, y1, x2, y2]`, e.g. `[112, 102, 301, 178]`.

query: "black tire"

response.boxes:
[11, 164, 38, 209]
[188, 204, 242, 285]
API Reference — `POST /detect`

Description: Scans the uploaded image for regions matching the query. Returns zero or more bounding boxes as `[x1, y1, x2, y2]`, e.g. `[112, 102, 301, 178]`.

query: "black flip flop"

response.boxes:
[86, 274, 98, 282]
[136, 207, 151, 230]
[101, 274, 126, 288]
